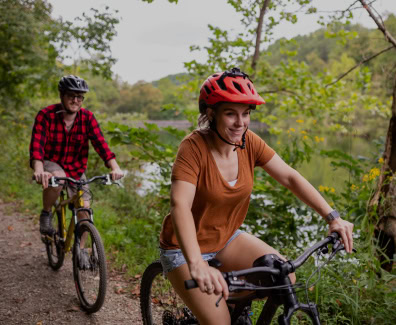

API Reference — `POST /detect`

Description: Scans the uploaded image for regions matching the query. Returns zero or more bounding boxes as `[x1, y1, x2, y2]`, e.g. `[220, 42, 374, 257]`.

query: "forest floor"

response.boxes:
[0, 199, 142, 325]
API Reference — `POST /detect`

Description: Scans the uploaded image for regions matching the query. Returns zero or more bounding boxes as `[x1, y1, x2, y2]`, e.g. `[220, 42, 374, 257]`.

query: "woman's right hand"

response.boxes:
[189, 259, 229, 300]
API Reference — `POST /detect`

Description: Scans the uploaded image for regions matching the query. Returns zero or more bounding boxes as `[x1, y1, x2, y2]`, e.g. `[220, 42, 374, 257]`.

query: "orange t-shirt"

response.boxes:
[159, 129, 275, 253]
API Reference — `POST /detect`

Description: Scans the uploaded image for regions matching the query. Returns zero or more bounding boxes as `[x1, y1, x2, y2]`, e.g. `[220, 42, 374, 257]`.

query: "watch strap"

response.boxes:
[325, 210, 340, 223]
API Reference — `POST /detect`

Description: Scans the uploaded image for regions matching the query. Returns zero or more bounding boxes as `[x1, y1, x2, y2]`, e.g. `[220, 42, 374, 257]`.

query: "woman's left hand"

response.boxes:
[328, 217, 354, 253]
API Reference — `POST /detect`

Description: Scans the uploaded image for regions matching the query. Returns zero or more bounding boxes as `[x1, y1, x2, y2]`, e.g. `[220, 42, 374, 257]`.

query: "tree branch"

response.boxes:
[359, 0, 396, 48]
[325, 45, 394, 87]
[251, 0, 271, 74]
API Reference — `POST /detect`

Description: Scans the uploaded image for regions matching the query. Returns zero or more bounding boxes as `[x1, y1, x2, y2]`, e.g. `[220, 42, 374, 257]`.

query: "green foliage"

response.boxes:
[0, 0, 59, 107]
[0, 0, 119, 115]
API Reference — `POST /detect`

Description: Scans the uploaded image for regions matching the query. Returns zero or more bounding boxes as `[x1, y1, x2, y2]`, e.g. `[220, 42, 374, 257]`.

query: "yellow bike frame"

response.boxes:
[53, 189, 85, 253]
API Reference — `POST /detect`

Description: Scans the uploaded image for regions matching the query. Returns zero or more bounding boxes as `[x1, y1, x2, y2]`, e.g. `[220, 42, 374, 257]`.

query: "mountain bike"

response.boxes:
[38, 174, 118, 313]
[140, 232, 354, 324]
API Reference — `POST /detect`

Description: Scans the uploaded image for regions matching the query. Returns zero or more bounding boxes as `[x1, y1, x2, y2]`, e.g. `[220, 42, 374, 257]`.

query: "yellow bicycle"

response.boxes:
[41, 174, 117, 313]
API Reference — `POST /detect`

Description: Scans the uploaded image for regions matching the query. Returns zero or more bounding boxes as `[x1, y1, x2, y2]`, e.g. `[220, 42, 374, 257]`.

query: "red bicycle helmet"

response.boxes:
[199, 67, 265, 108]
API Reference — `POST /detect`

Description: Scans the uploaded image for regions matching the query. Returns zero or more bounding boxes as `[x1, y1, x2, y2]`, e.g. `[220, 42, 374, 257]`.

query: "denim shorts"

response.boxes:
[159, 229, 244, 275]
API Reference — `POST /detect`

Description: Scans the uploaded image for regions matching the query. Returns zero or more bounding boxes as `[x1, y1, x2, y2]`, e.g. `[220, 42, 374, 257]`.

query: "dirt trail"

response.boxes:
[0, 200, 142, 324]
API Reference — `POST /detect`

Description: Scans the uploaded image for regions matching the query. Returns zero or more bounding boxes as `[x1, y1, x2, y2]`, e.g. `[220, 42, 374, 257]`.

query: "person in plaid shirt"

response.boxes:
[30, 75, 123, 236]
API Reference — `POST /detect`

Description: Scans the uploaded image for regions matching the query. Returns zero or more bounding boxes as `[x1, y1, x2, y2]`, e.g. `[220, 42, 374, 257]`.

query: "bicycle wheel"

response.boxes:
[140, 260, 198, 325]
[72, 222, 107, 313]
[45, 206, 65, 270]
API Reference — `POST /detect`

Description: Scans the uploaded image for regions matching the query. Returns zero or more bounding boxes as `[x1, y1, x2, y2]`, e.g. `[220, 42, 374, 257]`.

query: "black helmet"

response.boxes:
[58, 75, 89, 93]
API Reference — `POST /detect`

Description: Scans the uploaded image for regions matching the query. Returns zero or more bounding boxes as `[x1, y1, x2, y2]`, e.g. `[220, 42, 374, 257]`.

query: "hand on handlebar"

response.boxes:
[33, 171, 53, 189]
[109, 168, 124, 181]
[328, 218, 354, 253]
[189, 260, 229, 300]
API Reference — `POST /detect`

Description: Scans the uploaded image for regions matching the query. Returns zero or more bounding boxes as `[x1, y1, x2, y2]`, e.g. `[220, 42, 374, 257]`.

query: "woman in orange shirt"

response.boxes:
[159, 67, 354, 325]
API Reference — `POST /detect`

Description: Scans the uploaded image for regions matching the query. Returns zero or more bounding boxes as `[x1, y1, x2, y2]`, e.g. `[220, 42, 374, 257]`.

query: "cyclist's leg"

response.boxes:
[42, 161, 66, 211]
[40, 161, 66, 234]
[215, 232, 296, 284]
[167, 263, 231, 325]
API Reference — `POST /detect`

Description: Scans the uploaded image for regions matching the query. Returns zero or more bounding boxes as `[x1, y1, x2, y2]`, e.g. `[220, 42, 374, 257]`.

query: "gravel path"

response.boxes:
[0, 200, 142, 324]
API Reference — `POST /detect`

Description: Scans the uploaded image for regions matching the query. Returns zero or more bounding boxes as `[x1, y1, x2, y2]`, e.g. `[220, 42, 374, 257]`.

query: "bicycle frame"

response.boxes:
[52, 187, 93, 253]
[185, 233, 347, 325]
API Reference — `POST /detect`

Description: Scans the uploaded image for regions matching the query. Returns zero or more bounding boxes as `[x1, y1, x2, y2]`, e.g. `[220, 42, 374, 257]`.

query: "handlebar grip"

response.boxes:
[329, 232, 340, 240]
[184, 279, 198, 290]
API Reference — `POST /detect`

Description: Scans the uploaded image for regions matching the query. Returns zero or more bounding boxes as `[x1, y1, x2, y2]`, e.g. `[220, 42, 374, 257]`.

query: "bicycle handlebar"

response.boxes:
[184, 232, 344, 291]
[48, 175, 113, 187]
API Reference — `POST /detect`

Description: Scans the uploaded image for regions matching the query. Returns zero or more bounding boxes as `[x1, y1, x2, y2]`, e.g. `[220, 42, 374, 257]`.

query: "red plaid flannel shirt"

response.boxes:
[29, 104, 116, 180]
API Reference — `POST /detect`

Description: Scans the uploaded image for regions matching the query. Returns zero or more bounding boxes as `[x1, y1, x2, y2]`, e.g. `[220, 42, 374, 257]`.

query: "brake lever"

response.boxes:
[103, 174, 112, 185]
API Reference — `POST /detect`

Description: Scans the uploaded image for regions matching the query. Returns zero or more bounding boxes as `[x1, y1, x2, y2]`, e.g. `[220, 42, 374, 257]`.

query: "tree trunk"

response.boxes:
[368, 73, 396, 271]
[251, 0, 271, 74]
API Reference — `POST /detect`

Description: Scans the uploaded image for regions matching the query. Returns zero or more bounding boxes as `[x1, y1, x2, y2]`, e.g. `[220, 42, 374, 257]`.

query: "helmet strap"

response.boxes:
[210, 119, 247, 151]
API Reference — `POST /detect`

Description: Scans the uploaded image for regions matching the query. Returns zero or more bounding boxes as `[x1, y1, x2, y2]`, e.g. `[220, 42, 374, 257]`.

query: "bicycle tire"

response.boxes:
[45, 206, 65, 270]
[72, 222, 107, 313]
[140, 260, 198, 325]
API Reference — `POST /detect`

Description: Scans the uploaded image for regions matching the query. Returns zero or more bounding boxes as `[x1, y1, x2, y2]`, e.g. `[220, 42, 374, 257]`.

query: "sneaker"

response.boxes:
[79, 248, 91, 270]
[39, 210, 55, 235]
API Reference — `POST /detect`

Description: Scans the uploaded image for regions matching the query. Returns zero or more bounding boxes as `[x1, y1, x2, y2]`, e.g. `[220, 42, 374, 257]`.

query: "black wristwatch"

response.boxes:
[324, 210, 340, 224]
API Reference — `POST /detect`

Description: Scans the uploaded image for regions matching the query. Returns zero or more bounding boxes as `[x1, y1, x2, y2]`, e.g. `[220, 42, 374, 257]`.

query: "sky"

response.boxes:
[48, 0, 396, 85]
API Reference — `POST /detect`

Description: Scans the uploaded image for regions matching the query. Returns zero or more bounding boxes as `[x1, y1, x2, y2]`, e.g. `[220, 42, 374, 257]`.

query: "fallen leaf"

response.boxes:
[36, 322, 43, 325]
[67, 306, 80, 312]
[131, 284, 140, 296]
[7, 226, 14, 231]
[20, 242, 32, 248]
[134, 274, 141, 279]
[115, 286, 125, 294]
[336, 299, 342, 307]
[309, 286, 315, 292]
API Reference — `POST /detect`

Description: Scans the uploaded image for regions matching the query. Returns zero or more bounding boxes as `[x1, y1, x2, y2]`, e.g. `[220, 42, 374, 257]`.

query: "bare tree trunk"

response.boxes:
[251, 0, 271, 75]
[368, 74, 396, 271]
[359, 0, 396, 271]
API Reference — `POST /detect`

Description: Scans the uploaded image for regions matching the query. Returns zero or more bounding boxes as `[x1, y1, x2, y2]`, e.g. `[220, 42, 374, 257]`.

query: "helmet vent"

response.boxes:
[212, 74, 219, 77]
[204, 85, 212, 94]
[216, 79, 227, 91]
[233, 81, 244, 94]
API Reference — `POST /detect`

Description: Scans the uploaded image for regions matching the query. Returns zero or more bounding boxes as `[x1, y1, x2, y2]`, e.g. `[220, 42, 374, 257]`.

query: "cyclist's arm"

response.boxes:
[170, 180, 229, 299]
[107, 158, 123, 180]
[87, 113, 116, 164]
[262, 153, 354, 252]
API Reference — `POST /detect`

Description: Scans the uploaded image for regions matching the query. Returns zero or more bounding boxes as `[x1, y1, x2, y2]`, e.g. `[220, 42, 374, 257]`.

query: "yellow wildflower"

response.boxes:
[378, 158, 384, 164]
[301, 130, 307, 135]
[315, 136, 320, 143]
[313, 120, 317, 124]
[369, 168, 380, 180]
[350, 184, 358, 191]
[296, 119, 304, 124]
[289, 128, 295, 132]
[362, 174, 369, 182]
[330, 187, 335, 193]
[303, 135, 308, 140]
[319, 185, 330, 192]
[320, 137, 324, 142]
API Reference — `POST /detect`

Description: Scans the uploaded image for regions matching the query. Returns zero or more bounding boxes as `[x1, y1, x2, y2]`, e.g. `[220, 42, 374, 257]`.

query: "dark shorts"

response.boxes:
[43, 160, 90, 201]
[159, 229, 244, 275]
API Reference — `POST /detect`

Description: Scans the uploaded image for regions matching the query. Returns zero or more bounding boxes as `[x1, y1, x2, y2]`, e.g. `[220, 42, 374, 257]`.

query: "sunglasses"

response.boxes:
[65, 93, 85, 102]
